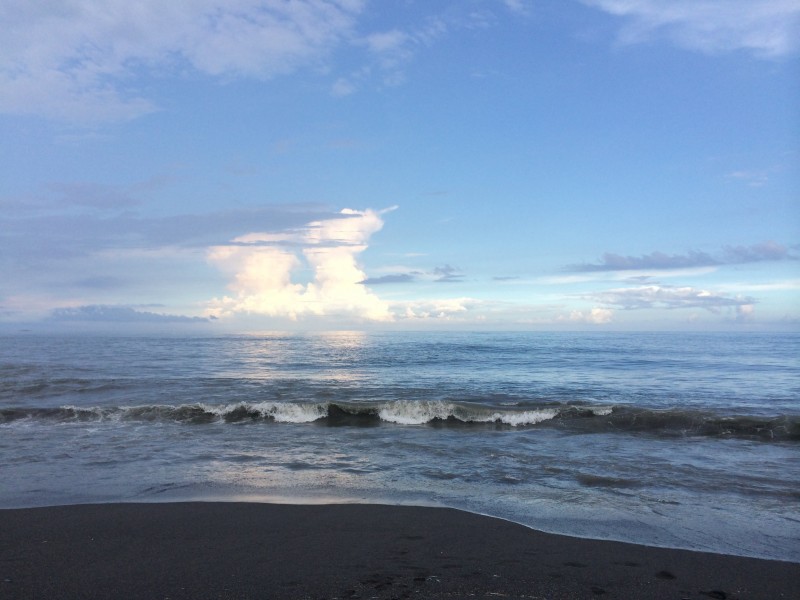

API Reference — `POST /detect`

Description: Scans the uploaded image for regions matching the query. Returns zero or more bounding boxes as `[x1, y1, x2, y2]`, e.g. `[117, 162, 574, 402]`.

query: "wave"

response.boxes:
[1, 400, 797, 441]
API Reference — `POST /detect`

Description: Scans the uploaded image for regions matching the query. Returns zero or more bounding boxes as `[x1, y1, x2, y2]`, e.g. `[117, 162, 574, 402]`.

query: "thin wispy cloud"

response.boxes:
[717, 280, 800, 293]
[583, 0, 800, 57]
[572, 250, 718, 272]
[2, 1, 523, 121]
[360, 273, 416, 285]
[329, 0, 534, 97]
[0, 203, 335, 264]
[570, 242, 795, 272]
[726, 169, 770, 188]
[0, 0, 364, 121]
[589, 285, 755, 312]
[332, 14, 449, 95]
[502, 0, 532, 16]
[0, 176, 170, 213]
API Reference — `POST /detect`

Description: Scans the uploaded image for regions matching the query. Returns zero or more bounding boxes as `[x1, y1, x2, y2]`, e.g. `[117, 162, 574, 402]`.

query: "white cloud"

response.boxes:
[584, 0, 800, 57]
[2, 1, 532, 119]
[717, 280, 800, 293]
[336, 13, 452, 92]
[395, 298, 477, 320]
[365, 30, 410, 53]
[0, 0, 364, 121]
[726, 169, 770, 187]
[590, 284, 755, 312]
[331, 77, 357, 96]
[502, 0, 531, 15]
[562, 307, 614, 324]
[736, 303, 755, 323]
[207, 208, 394, 322]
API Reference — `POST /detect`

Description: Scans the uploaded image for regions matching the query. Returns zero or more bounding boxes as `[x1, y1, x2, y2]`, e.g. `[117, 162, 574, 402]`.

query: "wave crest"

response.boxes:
[1, 401, 797, 441]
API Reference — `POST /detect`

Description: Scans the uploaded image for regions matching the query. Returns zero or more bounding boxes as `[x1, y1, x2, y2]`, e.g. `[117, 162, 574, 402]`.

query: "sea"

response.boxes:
[1, 331, 798, 562]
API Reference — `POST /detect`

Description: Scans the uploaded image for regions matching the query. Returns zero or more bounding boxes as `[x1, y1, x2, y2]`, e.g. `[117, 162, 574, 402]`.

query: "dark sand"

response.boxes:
[1, 503, 797, 599]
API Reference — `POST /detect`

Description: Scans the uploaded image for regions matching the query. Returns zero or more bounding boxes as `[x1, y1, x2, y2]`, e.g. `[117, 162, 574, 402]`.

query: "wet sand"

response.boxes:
[1, 502, 797, 599]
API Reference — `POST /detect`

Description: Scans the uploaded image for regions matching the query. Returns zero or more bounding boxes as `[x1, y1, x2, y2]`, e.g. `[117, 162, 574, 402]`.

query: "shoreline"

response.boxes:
[2, 502, 798, 599]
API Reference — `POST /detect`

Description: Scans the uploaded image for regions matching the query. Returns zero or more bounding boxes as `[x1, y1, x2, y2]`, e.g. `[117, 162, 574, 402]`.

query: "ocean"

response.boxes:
[1, 331, 798, 561]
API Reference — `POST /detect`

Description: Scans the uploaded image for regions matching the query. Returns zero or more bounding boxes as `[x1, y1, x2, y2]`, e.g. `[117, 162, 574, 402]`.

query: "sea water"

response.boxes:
[1, 331, 798, 561]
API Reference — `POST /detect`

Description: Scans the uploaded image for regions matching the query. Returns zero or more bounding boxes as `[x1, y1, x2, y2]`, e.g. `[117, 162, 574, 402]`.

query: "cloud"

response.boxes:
[726, 169, 770, 187]
[559, 307, 614, 325]
[4, 1, 533, 118]
[571, 250, 719, 272]
[0, 0, 364, 121]
[0, 201, 335, 260]
[722, 241, 794, 264]
[71, 276, 127, 290]
[365, 30, 410, 54]
[502, 0, 531, 15]
[50, 305, 209, 323]
[433, 264, 463, 283]
[395, 298, 477, 320]
[736, 303, 755, 323]
[717, 279, 800, 293]
[45, 182, 142, 210]
[207, 208, 394, 322]
[0, 175, 171, 213]
[360, 273, 416, 285]
[583, 0, 800, 57]
[570, 242, 795, 272]
[331, 77, 357, 97]
[333, 16, 449, 94]
[589, 285, 755, 312]
[0, 200, 341, 320]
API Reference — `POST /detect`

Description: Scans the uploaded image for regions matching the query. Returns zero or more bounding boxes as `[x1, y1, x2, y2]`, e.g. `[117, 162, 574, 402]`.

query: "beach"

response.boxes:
[1, 502, 797, 599]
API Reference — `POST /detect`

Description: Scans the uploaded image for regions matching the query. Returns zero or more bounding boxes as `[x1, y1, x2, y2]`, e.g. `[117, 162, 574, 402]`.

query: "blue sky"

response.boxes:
[1, 0, 798, 332]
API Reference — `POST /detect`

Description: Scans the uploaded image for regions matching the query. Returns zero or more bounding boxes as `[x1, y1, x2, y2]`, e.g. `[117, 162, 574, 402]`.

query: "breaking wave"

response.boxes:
[1, 401, 797, 441]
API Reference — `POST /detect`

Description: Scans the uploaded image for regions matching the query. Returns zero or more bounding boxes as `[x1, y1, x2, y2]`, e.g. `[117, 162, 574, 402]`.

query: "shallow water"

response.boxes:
[1, 331, 798, 561]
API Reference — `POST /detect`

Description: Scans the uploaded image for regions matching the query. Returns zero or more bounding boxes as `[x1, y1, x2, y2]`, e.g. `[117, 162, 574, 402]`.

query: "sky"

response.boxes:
[1, 0, 799, 332]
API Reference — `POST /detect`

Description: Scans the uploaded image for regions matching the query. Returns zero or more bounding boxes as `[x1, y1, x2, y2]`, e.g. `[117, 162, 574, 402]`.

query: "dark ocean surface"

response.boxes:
[1, 332, 798, 561]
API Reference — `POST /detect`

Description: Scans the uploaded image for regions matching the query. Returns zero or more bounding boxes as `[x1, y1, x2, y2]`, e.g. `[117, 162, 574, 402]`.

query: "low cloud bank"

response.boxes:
[50, 305, 210, 323]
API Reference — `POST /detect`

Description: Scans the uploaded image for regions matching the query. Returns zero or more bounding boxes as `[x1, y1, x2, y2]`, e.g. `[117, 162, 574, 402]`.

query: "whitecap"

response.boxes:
[489, 409, 559, 426]
[251, 401, 328, 423]
[378, 400, 455, 425]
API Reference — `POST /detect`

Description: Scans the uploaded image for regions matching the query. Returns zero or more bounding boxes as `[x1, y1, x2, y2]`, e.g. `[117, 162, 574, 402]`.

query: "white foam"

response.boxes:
[488, 409, 559, 426]
[62, 405, 118, 421]
[378, 400, 455, 425]
[252, 402, 328, 423]
[590, 406, 613, 416]
[377, 400, 559, 427]
[197, 401, 328, 423]
[199, 403, 234, 417]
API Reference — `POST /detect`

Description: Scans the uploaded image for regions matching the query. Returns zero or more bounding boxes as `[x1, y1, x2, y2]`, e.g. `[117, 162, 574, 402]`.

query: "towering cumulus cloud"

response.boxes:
[207, 208, 393, 322]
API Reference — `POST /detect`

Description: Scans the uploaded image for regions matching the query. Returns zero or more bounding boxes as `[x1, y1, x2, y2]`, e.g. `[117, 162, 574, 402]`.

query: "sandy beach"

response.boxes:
[1, 502, 797, 599]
